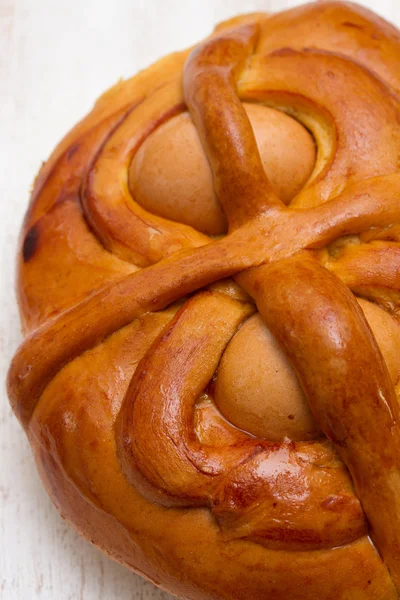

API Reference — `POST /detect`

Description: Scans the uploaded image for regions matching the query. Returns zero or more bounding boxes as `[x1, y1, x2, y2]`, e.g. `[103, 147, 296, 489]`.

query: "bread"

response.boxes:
[7, 2, 400, 598]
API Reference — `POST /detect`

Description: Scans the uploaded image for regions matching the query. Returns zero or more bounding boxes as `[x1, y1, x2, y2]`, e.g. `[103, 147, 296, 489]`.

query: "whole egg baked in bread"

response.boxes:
[7, 2, 400, 598]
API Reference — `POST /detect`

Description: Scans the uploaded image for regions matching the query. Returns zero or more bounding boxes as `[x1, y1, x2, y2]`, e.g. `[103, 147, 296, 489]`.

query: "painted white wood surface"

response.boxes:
[1, 0, 400, 598]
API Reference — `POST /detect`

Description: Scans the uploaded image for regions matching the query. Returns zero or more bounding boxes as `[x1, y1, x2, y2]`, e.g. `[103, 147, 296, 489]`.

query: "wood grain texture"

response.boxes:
[2, 0, 400, 598]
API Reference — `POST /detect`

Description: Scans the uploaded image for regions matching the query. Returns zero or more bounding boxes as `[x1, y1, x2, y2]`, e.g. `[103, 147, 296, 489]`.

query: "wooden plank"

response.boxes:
[2, 0, 400, 598]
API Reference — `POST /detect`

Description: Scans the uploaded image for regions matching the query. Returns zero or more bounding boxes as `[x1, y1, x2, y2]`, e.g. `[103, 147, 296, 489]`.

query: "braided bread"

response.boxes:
[8, 2, 400, 598]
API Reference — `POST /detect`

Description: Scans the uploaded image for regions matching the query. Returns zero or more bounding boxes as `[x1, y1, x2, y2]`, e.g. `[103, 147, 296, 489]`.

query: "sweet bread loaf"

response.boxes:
[8, 2, 400, 598]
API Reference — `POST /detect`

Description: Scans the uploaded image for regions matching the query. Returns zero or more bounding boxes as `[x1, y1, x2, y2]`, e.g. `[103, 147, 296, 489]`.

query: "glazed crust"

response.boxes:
[7, 2, 400, 598]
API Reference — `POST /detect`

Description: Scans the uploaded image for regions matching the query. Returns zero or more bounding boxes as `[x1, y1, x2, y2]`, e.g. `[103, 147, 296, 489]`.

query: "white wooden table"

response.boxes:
[1, 0, 400, 598]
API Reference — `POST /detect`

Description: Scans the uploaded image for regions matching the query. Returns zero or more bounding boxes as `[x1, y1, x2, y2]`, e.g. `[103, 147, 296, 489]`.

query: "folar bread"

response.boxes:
[7, 2, 400, 598]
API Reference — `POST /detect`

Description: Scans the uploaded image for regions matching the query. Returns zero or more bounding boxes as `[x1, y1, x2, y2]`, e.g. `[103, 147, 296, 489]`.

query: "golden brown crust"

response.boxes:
[129, 104, 316, 234]
[8, 2, 400, 598]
